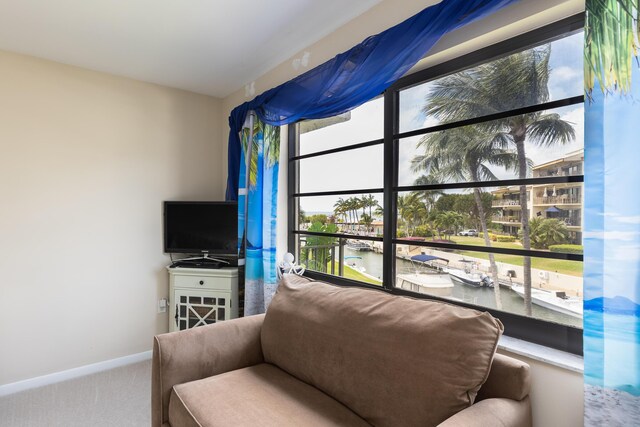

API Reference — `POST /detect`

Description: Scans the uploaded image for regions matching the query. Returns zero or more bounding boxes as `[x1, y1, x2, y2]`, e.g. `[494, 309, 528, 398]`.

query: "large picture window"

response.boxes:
[288, 15, 584, 354]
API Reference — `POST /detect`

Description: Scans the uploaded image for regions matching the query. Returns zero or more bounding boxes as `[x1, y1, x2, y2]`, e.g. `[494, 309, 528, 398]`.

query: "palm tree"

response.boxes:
[434, 211, 464, 241]
[333, 198, 348, 226]
[241, 118, 280, 188]
[361, 194, 379, 220]
[423, 45, 575, 315]
[413, 126, 520, 308]
[414, 175, 444, 212]
[361, 213, 374, 231]
[397, 193, 427, 237]
[396, 194, 411, 234]
[526, 217, 570, 249]
[374, 204, 384, 219]
[346, 197, 361, 230]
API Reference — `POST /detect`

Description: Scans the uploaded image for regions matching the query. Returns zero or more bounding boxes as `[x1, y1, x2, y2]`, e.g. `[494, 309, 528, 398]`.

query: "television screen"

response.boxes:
[163, 201, 238, 255]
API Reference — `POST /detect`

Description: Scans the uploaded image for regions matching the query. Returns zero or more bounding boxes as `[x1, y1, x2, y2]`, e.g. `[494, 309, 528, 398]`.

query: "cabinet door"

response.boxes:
[173, 289, 231, 331]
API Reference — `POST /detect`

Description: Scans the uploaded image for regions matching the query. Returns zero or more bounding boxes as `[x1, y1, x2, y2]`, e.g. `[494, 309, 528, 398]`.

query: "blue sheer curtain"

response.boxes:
[226, 0, 519, 200]
[583, 1, 640, 424]
[228, 0, 519, 314]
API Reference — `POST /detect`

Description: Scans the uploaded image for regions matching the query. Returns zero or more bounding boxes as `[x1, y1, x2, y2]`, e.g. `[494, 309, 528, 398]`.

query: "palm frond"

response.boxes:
[585, 0, 639, 97]
[526, 114, 576, 147]
[241, 116, 281, 188]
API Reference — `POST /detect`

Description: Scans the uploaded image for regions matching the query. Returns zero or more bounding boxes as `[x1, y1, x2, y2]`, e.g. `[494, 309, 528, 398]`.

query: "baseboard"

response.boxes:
[0, 350, 152, 397]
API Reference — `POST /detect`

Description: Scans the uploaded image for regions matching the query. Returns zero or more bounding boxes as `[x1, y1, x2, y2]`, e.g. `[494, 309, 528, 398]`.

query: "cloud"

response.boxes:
[596, 212, 640, 223]
[611, 245, 640, 262]
[584, 230, 640, 241]
[598, 212, 620, 217]
[553, 66, 582, 82]
[616, 216, 640, 224]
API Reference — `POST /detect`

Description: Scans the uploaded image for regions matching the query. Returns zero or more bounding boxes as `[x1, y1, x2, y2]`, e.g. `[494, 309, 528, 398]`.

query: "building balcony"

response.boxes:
[562, 218, 582, 228]
[532, 167, 583, 178]
[534, 196, 581, 205]
[492, 199, 521, 208]
[491, 216, 523, 224]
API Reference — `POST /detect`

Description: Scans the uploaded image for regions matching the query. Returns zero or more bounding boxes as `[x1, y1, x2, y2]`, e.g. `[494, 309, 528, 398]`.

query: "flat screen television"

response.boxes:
[163, 201, 238, 257]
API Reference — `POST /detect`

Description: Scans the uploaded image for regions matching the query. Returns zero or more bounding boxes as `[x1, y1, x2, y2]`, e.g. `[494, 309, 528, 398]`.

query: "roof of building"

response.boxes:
[532, 148, 584, 170]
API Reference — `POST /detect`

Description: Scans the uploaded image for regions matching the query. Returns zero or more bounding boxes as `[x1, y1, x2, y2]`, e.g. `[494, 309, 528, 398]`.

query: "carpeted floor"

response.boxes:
[0, 360, 151, 427]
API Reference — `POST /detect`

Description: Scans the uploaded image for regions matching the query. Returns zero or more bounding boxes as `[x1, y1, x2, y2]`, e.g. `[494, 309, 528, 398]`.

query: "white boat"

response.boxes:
[346, 240, 372, 251]
[444, 263, 494, 288]
[397, 272, 454, 297]
[511, 285, 583, 318]
[396, 254, 454, 297]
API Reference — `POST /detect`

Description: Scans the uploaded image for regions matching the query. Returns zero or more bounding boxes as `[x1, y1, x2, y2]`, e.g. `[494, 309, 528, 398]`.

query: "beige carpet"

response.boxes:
[0, 360, 151, 427]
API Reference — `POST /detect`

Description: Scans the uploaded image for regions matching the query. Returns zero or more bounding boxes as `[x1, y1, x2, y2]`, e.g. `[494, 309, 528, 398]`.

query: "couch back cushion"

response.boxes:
[261, 276, 503, 427]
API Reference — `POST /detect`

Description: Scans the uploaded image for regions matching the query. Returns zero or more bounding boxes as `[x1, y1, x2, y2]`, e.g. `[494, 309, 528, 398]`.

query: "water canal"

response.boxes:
[343, 247, 583, 328]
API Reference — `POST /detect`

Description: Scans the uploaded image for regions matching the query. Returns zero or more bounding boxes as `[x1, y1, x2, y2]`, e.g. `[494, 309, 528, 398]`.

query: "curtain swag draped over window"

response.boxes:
[225, 0, 519, 200]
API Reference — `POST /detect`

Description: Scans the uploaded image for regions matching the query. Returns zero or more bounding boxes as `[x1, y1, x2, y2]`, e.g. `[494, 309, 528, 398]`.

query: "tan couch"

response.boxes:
[152, 275, 531, 427]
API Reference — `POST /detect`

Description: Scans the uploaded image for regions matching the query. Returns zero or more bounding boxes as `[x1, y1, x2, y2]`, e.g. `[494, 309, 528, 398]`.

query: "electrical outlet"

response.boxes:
[158, 298, 168, 313]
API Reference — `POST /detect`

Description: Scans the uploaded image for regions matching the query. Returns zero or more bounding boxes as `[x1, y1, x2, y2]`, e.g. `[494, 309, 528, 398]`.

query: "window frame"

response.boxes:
[288, 13, 585, 355]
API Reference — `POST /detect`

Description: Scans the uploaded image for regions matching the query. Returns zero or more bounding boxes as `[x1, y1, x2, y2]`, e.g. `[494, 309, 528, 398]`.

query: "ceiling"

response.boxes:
[0, 0, 382, 98]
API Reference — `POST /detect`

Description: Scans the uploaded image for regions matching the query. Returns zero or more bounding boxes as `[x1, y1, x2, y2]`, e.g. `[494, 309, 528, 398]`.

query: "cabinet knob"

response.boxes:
[199, 280, 204, 285]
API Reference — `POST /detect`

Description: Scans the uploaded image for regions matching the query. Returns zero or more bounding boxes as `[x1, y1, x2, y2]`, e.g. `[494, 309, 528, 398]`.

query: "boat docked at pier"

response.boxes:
[444, 260, 494, 288]
[511, 284, 583, 318]
[396, 254, 454, 297]
[346, 240, 372, 251]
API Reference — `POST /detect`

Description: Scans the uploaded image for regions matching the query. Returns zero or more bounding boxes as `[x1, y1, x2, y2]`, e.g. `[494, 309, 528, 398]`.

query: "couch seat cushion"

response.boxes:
[168, 363, 371, 427]
[261, 276, 504, 427]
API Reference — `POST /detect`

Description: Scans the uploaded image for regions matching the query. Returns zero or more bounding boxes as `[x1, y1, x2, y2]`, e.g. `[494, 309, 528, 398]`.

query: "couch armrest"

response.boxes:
[477, 353, 531, 402]
[437, 397, 532, 427]
[152, 314, 265, 427]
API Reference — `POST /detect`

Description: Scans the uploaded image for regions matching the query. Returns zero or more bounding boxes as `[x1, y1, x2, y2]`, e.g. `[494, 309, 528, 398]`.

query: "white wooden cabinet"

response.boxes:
[167, 267, 238, 332]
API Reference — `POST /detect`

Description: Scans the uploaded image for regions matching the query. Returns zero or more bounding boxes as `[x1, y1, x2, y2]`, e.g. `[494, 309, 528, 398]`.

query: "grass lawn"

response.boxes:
[436, 236, 583, 277]
[328, 261, 382, 286]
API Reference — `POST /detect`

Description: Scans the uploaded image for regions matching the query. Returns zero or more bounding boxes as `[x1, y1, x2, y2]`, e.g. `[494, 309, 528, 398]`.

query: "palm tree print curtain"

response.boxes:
[237, 114, 280, 315]
[584, 1, 640, 424]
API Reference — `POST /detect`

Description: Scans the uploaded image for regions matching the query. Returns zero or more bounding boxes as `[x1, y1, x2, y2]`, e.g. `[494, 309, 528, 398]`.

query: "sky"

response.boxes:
[298, 31, 585, 215]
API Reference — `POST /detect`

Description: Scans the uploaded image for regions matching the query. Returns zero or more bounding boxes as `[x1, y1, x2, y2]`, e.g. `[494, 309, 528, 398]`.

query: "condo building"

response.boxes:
[491, 149, 584, 243]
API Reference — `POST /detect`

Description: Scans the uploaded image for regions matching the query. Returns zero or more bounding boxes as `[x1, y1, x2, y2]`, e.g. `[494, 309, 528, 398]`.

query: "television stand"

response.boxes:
[167, 266, 238, 332]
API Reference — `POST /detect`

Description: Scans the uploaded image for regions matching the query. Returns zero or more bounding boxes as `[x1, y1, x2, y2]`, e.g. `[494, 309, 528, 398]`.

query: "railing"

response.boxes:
[561, 218, 582, 227]
[533, 196, 581, 205]
[491, 216, 522, 223]
[299, 237, 381, 283]
[492, 199, 521, 207]
[299, 242, 340, 275]
[533, 168, 583, 178]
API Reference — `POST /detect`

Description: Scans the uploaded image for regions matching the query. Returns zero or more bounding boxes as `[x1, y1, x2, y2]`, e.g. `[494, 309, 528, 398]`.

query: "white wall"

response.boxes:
[0, 50, 223, 385]
[218, 1, 585, 426]
[498, 350, 584, 427]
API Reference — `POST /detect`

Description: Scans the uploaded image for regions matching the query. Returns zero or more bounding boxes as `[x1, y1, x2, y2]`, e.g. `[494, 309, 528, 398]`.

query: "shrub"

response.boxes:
[549, 244, 583, 254]
[486, 232, 516, 242]
[523, 218, 570, 249]
[308, 214, 328, 224]
[414, 225, 434, 237]
[397, 230, 407, 238]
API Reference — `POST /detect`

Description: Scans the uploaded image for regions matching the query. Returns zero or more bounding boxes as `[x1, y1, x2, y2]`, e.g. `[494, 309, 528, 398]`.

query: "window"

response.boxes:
[289, 15, 584, 354]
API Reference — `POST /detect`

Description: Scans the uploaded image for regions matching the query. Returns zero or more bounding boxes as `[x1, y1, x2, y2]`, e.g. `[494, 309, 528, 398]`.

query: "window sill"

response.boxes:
[498, 335, 584, 373]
